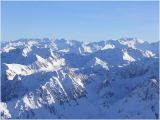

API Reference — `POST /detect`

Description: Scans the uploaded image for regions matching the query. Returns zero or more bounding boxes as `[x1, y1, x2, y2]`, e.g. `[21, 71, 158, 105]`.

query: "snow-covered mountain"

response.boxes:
[1, 38, 159, 119]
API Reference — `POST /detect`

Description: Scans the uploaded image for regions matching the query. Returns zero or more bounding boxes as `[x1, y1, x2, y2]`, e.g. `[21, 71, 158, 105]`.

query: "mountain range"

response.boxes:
[0, 38, 159, 119]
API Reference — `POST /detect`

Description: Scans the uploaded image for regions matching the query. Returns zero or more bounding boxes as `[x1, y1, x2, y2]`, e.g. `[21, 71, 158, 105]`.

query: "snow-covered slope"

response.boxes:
[1, 38, 159, 119]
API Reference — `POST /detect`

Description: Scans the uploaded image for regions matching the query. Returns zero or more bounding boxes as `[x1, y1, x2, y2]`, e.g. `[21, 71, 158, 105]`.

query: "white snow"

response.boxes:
[123, 50, 135, 62]
[0, 102, 11, 118]
[1, 38, 159, 119]
[101, 44, 115, 50]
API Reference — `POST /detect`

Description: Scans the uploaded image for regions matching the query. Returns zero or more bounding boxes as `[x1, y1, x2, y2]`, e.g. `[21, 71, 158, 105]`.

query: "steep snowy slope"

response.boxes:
[1, 38, 159, 119]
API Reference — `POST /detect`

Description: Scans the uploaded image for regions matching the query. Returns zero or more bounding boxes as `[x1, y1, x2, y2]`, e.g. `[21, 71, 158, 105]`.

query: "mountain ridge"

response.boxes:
[1, 37, 159, 119]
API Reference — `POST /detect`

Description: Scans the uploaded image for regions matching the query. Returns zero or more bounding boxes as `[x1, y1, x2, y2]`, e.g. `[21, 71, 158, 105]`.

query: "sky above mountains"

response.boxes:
[1, 1, 159, 42]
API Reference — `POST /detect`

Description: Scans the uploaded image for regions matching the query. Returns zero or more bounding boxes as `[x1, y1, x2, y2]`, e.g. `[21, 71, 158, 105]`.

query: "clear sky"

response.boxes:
[1, 1, 159, 42]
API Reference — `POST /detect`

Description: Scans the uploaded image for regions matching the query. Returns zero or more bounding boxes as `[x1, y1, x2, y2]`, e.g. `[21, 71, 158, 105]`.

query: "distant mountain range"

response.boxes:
[1, 38, 159, 119]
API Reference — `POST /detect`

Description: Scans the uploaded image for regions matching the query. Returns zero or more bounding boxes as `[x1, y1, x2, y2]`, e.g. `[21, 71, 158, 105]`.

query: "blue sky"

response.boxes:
[1, 1, 159, 42]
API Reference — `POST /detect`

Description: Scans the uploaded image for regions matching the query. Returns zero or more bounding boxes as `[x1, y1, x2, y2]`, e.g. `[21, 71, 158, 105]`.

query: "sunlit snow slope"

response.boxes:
[1, 38, 159, 119]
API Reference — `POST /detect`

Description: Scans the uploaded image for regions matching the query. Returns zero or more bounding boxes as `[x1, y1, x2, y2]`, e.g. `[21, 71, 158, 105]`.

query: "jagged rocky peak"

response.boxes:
[1, 37, 159, 119]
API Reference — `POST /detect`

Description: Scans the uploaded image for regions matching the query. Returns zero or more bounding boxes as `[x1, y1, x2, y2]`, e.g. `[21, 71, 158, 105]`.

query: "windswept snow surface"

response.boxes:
[1, 38, 159, 119]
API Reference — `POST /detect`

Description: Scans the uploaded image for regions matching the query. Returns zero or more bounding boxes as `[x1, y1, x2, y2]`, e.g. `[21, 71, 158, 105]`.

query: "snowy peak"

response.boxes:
[119, 37, 145, 47]
[101, 44, 115, 50]
[1, 38, 159, 119]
